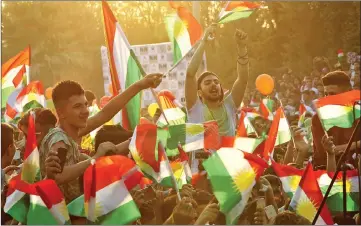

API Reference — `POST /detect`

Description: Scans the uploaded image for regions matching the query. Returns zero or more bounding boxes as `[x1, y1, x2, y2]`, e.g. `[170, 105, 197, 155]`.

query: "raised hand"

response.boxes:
[136, 73, 163, 90]
[195, 203, 220, 225]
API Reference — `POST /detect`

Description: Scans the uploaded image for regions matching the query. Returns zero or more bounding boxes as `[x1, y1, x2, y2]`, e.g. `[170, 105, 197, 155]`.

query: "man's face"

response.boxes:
[324, 85, 347, 96]
[317, 85, 324, 92]
[59, 95, 89, 128]
[199, 75, 222, 102]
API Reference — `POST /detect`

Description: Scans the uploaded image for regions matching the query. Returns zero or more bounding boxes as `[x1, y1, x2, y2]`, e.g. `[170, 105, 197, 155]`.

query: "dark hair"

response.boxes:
[1, 123, 14, 157]
[197, 71, 224, 101]
[18, 107, 57, 129]
[322, 71, 351, 87]
[94, 125, 133, 152]
[84, 90, 96, 104]
[271, 211, 311, 225]
[52, 80, 84, 108]
[333, 214, 357, 225]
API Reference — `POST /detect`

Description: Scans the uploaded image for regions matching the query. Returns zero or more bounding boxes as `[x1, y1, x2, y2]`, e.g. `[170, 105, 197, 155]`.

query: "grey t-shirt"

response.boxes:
[187, 95, 237, 136]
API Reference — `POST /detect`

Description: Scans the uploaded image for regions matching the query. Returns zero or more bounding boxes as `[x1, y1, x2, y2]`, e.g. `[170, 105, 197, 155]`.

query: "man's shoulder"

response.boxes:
[41, 127, 73, 149]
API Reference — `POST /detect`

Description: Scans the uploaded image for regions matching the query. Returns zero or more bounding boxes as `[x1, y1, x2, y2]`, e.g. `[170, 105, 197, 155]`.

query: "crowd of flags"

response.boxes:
[1, 1, 360, 225]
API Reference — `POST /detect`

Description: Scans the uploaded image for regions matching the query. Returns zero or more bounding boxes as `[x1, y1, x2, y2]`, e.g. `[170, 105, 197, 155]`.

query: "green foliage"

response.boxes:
[2, 1, 360, 96]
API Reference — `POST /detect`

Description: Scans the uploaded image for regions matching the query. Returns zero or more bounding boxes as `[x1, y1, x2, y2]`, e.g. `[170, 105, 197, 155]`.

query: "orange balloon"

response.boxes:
[255, 74, 274, 95]
[45, 87, 53, 99]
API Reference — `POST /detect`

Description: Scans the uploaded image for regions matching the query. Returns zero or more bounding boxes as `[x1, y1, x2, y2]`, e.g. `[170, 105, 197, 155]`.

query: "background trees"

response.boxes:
[2, 1, 360, 95]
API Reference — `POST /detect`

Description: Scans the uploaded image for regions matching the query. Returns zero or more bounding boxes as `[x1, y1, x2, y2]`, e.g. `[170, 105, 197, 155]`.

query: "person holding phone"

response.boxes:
[39, 74, 162, 203]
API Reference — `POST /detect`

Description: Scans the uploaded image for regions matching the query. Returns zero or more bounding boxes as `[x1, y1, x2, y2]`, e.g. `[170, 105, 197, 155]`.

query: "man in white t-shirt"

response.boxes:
[185, 25, 250, 136]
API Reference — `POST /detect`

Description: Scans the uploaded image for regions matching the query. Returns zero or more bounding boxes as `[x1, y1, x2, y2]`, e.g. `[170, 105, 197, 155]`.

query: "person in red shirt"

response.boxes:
[312, 71, 360, 170]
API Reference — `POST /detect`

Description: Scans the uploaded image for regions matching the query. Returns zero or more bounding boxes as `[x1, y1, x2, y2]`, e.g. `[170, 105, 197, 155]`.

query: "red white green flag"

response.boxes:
[315, 169, 360, 212]
[259, 98, 274, 121]
[16, 81, 46, 114]
[314, 90, 360, 131]
[166, 2, 203, 64]
[298, 104, 307, 127]
[263, 107, 282, 161]
[21, 111, 40, 183]
[337, 49, 344, 60]
[156, 90, 186, 128]
[289, 162, 334, 225]
[129, 123, 169, 181]
[203, 149, 268, 224]
[272, 161, 304, 198]
[218, 1, 264, 24]
[1, 46, 30, 108]
[102, 0, 144, 130]
[275, 108, 292, 146]
[166, 121, 221, 155]
[67, 155, 143, 224]
[4, 88, 22, 122]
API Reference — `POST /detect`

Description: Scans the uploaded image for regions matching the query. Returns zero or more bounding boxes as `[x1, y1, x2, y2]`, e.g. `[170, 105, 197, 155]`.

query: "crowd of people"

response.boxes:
[1, 25, 360, 225]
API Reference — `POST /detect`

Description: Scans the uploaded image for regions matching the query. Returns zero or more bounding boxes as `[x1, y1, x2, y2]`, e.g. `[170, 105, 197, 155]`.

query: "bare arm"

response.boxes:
[79, 74, 162, 137]
[231, 30, 249, 108]
[283, 142, 295, 165]
[326, 153, 336, 173]
[185, 25, 216, 110]
[50, 142, 92, 185]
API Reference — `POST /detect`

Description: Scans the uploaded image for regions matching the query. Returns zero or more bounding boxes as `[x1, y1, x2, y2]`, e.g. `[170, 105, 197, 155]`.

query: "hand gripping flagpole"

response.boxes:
[312, 119, 360, 224]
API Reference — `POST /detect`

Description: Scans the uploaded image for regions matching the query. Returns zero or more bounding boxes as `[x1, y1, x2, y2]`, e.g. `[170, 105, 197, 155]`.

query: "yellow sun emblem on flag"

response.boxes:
[232, 168, 256, 193]
[185, 124, 204, 136]
[171, 162, 184, 179]
[289, 176, 301, 192]
[174, 20, 188, 38]
[295, 198, 317, 222]
[334, 179, 352, 192]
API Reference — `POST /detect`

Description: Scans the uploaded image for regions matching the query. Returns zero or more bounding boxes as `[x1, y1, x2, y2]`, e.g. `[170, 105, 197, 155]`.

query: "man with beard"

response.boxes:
[40, 74, 162, 203]
[185, 25, 249, 136]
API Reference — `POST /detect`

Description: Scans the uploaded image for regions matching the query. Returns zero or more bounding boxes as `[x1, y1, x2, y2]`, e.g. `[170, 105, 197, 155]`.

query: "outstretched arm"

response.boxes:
[185, 25, 216, 110]
[78, 73, 162, 137]
[231, 29, 250, 108]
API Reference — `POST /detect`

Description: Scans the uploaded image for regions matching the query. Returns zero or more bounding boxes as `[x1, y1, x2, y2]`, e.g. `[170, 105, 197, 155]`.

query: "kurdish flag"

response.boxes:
[272, 161, 304, 198]
[67, 155, 143, 224]
[102, 0, 144, 130]
[289, 162, 334, 225]
[237, 111, 257, 137]
[263, 107, 283, 161]
[203, 149, 268, 224]
[259, 98, 274, 121]
[156, 90, 186, 128]
[28, 180, 71, 225]
[2, 46, 30, 108]
[218, 1, 264, 24]
[81, 104, 102, 151]
[4, 175, 28, 223]
[298, 104, 307, 127]
[21, 111, 40, 183]
[315, 90, 360, 131]
[275, 108, 292, 146]
[337, 49, 344, 60]
[16, 81, 46, 114]
[167, 121, 221, 154]
[129, 123, 169, 181]
[315, 170, 360, 212]
[166, 2, 202, 64]
[161, 145, 192, 188]
[4, 88, 22, 123]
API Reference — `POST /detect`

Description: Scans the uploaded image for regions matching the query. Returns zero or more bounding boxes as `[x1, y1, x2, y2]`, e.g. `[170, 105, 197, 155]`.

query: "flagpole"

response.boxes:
[312, 119, 360, 224]
[159, 142, 182, 201]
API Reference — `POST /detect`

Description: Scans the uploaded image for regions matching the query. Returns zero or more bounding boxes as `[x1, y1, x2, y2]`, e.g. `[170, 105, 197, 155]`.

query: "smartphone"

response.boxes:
[264, 205, 277, 220]
[57, 147, 68, 173]
[257, 198, 265, 209]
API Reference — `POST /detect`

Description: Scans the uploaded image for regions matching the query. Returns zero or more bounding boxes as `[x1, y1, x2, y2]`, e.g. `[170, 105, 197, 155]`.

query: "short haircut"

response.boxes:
[322, 71, 351, 87]
[52, 80, 84, 108]
[18, 108, 57, 129]
[1, 123, 14, 157]
[84, 90, 96, 104]
[94, 125, 133, 152]
[271, 211, 311, 225]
